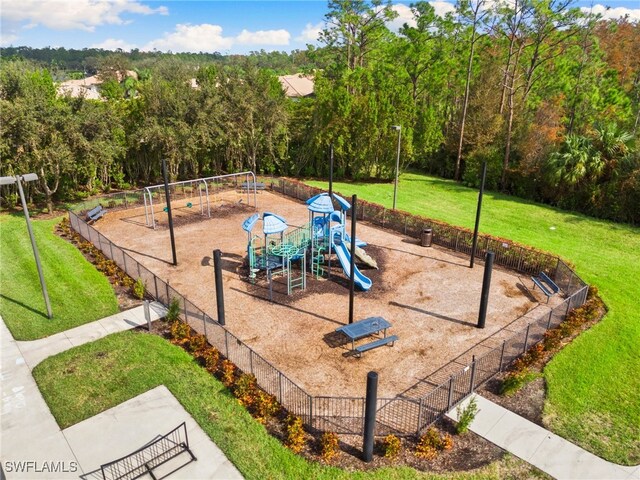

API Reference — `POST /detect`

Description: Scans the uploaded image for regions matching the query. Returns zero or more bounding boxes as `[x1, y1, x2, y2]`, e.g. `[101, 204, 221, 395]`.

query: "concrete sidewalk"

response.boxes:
[16, 302, 166, 370]
[1, 319, 79, 479]
[447, 395, 640, 480]
[2, 305, 243, 479]
[64, 386, 243, 480]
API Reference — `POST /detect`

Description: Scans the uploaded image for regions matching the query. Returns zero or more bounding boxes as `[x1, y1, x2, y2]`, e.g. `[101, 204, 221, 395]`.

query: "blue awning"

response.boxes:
[241, 213, 260, 233]
[262, 212, 288, 235]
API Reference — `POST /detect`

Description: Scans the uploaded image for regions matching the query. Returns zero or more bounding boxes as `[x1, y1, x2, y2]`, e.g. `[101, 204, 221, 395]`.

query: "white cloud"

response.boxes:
[582, 4, 640, 22]
[142, 24, 233, 53]
[430, 1, 456, 17]
[0, 32, 18, 46]
[388, 4, 417, 32]
[296, 22, 323, 43]
[1, 0, 168, 32]
[236, 29, 290, 46]
[91, 38, 135, 51]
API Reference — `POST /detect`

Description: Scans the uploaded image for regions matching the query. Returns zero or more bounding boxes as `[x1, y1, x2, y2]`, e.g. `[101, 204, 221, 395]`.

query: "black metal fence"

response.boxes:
[69, 178, 588, 439]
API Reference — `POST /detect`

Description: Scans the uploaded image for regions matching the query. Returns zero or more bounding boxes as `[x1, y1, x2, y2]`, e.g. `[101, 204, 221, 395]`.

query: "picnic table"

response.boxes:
[336, 316, 393, 352]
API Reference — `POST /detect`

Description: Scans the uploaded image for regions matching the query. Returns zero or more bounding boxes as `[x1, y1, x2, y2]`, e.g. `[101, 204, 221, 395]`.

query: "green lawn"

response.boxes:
[33, 330, 544, 480]
[0, 214, 119, 340]
[307, 173, 640, 465]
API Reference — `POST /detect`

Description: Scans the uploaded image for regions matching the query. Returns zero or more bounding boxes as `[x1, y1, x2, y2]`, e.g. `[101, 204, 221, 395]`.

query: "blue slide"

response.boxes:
[332, 240, 372, 291]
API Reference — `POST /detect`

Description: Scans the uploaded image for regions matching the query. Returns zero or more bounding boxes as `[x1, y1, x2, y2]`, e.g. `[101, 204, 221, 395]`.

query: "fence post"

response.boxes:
[224, 331, 229, 358]
[165, 281, 170, 305]
[154, 275, 159, 300]
[362, 372, 378, 462]
[278, 373, 283, 404]
[202, 311, 207, 338]
[546, 311, 553, 330]
[416, 398, 424, 436]
[469, 357, 477, 394]
[144, 300, 151, 331]
[523, 324, 531, 353]
[447, 377, 454, 410]
[566, 298, 572, 317]
[123, 253, 127, 273]
[308, 396, 313, 427]
[249, 350, 254, 375]
[499, 340, 506, 372]
[109, 241, 114, 260]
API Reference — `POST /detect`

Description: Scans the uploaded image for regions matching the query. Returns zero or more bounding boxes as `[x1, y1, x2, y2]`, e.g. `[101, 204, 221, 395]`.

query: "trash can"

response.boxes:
[421, 228, 433, 247]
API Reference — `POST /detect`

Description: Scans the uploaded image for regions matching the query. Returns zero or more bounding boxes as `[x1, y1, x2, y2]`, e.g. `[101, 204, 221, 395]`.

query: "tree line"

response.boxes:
[1, 0, 638, 223]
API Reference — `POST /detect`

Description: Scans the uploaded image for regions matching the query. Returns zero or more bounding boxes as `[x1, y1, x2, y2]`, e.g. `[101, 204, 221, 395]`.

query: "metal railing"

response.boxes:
[69, 177, 589, 439]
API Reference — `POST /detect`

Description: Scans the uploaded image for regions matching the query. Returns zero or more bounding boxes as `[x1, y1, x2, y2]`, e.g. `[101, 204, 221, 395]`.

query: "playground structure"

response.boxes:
[241, 192, 376, 295]
[143, 171, 258, 229]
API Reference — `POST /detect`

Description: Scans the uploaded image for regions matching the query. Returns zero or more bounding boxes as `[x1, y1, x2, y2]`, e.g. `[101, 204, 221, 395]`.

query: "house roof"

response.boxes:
[278, 74, 314, 98]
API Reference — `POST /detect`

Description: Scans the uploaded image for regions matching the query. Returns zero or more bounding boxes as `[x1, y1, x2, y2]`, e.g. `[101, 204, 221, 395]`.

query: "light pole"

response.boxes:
[391, 125, 401, 210]
[0, 173, 53, 318]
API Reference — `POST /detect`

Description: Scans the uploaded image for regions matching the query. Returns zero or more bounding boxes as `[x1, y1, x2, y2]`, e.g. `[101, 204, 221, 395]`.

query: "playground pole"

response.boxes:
[329, 143, 334, 198]
[362, 371, 378, 462]
[477, 251, 494, 328]
[470, 160, 487, 268]
[162, 158, 178, 266]
[348, 195, 357, 324]
[213, 249, 226, 326]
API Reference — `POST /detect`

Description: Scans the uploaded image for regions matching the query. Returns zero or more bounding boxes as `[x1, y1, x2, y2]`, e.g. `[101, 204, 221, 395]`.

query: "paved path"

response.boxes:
[65, 385, 243, 480]
[16, 302, 167, 370]
[1, 306, 244, 479]
[447, 395, 640, 480]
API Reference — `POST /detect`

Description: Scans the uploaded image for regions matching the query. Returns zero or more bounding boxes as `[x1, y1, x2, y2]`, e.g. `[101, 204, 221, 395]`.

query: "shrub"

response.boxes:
[170, 321, 190, 346]
[253, 390, 279, 423]
[132, 278, 146, 299]
[285, 415, 306, 453]
[500, 369, 539, 396]
[455, 396, 478, 434]
[234, 374, 258, 407]
[319, 432, 340, 461]
[187, 333, 207, 355]
[543, 328, 563, 350]
[220, 360, 236, 387]
[382, 434, 402, 459]
[165, 298, 181, 323]
[202, 347, 220, 373]
[415, 436, 437, 459]
[441, 433, 454, 451]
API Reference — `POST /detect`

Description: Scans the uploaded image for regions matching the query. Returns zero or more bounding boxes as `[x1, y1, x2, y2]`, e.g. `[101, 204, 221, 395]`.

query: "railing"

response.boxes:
[69, 177, 589, 439]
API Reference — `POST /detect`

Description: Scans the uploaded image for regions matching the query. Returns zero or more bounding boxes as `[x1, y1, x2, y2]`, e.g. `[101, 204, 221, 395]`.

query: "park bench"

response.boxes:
[531, 271, 559, 303]
[240, 181, 266, 191]
[355, 335, 398, 358]
[99, 422, 196, 480]
[86, 205, 106, 224]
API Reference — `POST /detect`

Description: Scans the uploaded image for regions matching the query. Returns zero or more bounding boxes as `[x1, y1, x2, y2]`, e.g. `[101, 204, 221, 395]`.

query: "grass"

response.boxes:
[307, 173, 640, 465]
[0, 214, 119, 340]
[33, 330, 546, 480]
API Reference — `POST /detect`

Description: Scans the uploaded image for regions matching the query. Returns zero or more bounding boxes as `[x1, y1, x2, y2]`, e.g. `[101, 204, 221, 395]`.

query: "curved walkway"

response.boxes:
[447, 395, 640, 480]
[1, 306, 242, 479]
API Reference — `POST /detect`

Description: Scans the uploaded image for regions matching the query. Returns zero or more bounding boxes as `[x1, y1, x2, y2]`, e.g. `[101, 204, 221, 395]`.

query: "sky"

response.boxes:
[1, 0, 639, 55]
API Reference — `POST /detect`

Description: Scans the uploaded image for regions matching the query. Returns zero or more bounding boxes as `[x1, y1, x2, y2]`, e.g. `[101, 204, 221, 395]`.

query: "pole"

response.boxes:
[470, 160, 487, 268]
[16, 176, 52, 319]
[162, 158, 177, 266]
[144, 300, 151, 331]
[362, 371, 378, 462]
[213, 249, 226, 326]
[348, 195, 357, 324]
[329, 143, 334, 198]
[477, 251, 494, 328]
[393, 127, 401, 211]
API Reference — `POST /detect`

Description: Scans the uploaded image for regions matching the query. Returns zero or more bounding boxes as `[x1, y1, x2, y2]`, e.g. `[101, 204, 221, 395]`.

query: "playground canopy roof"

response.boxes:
[306, 193, 351, 213]
[242, 212, 288, 235]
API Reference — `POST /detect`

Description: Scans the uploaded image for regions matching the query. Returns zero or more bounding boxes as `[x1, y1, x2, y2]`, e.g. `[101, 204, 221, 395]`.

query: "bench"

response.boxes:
[86, 205, 106, 224]
[531, 271, 559, 303]
[240, 181, 266, 190]
[355, 335, 398, 358]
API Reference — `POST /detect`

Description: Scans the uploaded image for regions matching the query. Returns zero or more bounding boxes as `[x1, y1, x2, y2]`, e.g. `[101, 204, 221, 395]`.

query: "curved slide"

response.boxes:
[332, 240, 373, 291]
